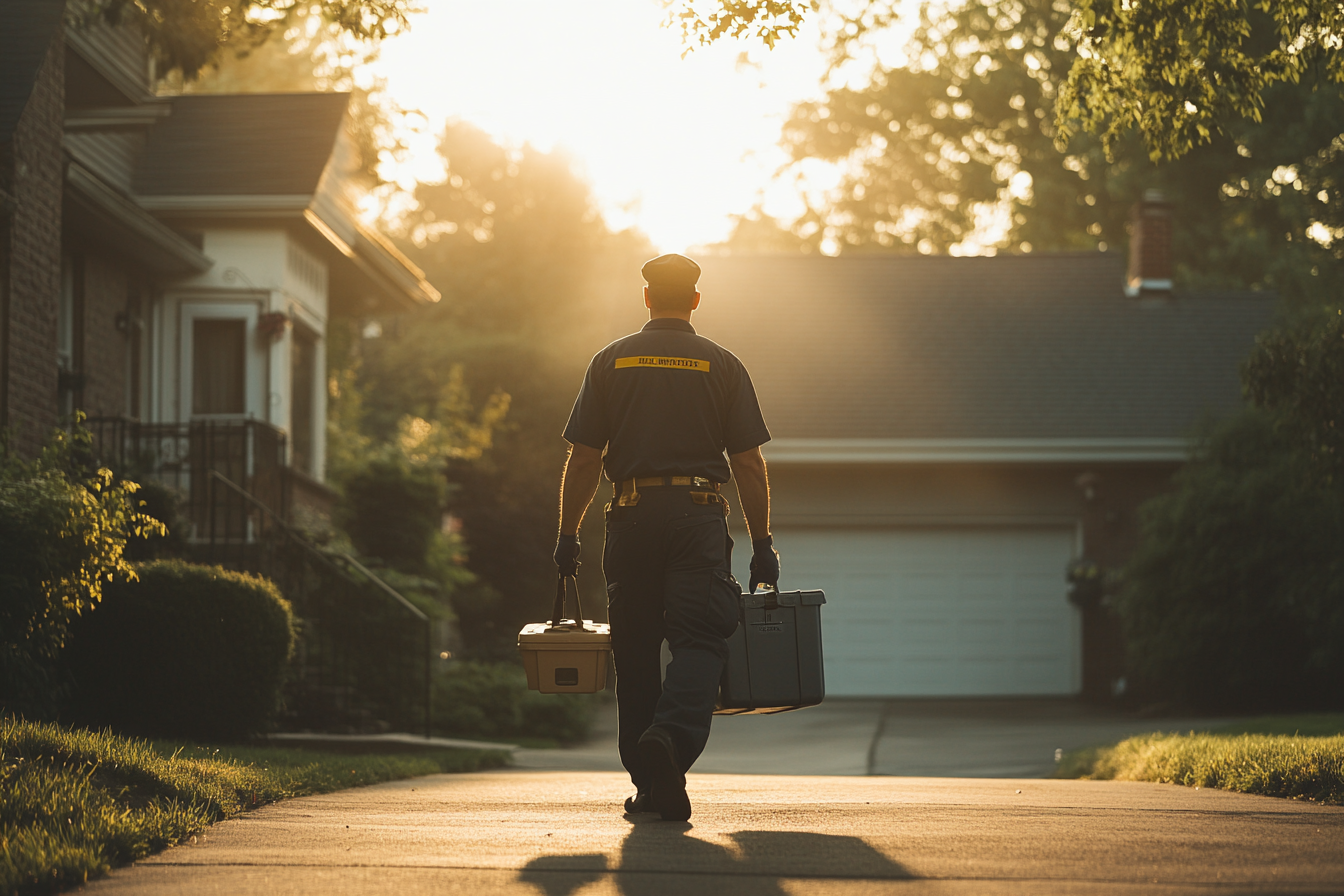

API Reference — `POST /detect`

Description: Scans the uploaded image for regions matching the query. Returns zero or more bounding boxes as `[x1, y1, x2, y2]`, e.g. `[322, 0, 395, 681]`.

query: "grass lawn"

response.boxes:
[0, 718, 510, 895]
[1055, 713, 1344, 804]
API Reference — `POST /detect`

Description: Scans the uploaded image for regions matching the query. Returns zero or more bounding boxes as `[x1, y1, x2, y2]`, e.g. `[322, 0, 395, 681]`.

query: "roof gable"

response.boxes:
[691, 254, 1277, 442]
[134, 92, 351, 196]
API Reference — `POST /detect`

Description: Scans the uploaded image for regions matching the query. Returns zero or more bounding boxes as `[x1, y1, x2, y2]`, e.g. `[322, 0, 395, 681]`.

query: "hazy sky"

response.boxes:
[369, 0, 835, 252]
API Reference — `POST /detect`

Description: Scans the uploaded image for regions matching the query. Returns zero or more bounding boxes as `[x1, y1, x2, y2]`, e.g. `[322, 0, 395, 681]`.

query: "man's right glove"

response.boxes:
[749, 534, 779, 593]
[554, 533, 581, 578]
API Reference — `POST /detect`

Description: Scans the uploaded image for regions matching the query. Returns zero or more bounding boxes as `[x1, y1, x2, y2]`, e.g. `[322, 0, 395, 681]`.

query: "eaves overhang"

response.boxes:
[134, 193, 438, 310]
[65, 162, 211, 274]
[763, 438, 1190, 465]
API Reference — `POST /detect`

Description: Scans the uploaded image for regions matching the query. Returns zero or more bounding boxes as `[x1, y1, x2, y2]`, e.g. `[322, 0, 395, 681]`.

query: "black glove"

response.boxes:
[749, 535, 779, 592]
[554, 533, 581, 578]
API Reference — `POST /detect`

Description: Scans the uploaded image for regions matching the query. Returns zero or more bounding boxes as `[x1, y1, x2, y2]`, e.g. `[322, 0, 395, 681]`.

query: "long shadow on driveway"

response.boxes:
[519, 819, 911, 895]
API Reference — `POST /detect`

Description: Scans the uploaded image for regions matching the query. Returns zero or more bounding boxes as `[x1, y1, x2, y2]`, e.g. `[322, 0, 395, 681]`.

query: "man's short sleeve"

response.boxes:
[562, 354, 609, 450]
[723, 360, 771, 455]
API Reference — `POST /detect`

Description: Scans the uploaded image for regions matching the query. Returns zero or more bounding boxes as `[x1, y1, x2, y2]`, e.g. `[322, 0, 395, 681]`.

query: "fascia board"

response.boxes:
[136, 194, 313, 215]
[303, 207, 439, 309]
[763, 438, 1190, 464]
[64, 103, 172, 130]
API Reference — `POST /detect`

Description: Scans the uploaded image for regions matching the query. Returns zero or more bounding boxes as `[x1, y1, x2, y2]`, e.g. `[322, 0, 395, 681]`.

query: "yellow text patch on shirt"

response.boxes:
[615, 356, 710, 373]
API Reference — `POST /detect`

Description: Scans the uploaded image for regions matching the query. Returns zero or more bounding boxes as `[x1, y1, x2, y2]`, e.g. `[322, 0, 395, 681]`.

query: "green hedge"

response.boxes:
[434, 660, 595, 744]
[1117, 410, 1344, 711]
[64, 561, 295, 742]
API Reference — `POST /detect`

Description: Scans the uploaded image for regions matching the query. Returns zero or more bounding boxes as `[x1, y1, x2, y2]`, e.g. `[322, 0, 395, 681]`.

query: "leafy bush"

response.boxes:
[120, 480, 189, 561]
[433, 660, 595, 744]
[64, 561, 296, 741]
[1117, 410, 1344, 711]
[1243, 307, 1344, 486]
[0, 428, 164, 718]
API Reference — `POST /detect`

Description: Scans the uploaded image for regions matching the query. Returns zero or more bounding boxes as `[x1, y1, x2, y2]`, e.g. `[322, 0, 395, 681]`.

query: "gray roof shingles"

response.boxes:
[690, 253, 1277, 441]
[134, 92, 350, 196]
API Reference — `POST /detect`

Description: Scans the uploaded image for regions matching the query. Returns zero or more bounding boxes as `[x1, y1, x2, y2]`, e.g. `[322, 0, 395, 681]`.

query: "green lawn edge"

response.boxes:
[1, 718, 510, 896]
[1053, 717, 1344, 805]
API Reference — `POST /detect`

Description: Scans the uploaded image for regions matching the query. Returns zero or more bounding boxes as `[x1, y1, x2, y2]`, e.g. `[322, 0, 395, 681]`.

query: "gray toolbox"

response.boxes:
[715, 586, 826, 715]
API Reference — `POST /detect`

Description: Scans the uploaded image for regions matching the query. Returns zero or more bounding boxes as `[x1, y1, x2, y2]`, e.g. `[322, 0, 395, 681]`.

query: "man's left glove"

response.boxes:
[749, 535, 779, 593]
[554, 533, 581, 578]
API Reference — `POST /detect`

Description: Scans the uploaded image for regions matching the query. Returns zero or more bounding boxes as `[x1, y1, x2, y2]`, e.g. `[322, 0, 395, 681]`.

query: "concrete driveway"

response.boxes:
[83, 770, 1344, 895]
[515, 698, 1231, 778]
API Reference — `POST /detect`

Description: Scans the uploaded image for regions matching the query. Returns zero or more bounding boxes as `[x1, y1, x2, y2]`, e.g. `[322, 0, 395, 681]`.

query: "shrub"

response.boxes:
[1117, 410, 1344, 711]
[433, 660, 595, 744]
[64, 561, 295, 741]
[0, 428, 164, 718]
[336, 455, 446, 571]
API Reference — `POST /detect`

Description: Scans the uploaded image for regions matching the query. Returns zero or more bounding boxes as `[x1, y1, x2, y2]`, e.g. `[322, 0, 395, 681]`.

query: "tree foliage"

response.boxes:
[1243, 306, 1344, 486]
[0, 425, 164, 716]
[346, 122, 651, 653]
[1063, 0, 1344, 160]
[665, 0, 817, 50]
[688, 0, 1344, 160]
[83, 0, 418, 80]
[739, 0, 1344, 305]
[1117, 410, 1344, 712]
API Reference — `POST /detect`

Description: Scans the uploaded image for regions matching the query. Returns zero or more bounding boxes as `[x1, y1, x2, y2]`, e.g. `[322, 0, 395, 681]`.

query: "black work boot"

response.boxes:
[636, 726, 691, 822]
[623, 792, 654, 814]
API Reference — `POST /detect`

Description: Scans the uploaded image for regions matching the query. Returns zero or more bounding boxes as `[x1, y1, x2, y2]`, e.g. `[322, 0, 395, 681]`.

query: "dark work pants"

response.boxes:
[602, 488, 741, 792]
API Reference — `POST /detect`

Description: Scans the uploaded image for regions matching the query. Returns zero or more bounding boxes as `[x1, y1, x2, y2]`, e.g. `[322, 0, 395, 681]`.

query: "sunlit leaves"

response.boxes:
[1, 420, 166, 715]
[395, 366, 510, 466]
[81, 0, 421, 79]
[1056, 0, 1344, 160]
[663, 0, 818, 52]
[686, 0, 1344, 161]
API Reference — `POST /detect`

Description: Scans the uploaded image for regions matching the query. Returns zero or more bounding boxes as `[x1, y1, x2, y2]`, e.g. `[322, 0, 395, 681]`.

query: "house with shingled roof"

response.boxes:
[690, 217, 1275, 701]
[3, 2, 436, 527]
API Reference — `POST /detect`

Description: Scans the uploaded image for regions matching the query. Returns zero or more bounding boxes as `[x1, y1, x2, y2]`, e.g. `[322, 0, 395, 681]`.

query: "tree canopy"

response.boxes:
[679, 0, 1344, 160]
[722, 0, 1344, 305]
[84, 0, 418, 79]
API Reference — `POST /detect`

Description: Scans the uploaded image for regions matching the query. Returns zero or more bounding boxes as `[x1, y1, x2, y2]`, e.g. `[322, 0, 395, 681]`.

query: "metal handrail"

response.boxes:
[206, 470, 432, 738]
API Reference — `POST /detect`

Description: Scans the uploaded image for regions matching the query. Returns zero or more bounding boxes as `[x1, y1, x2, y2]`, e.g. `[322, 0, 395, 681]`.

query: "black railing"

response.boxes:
[85, 417, 289, 536]
[84, 417, 430, 735]
[202, 472, 431, 735]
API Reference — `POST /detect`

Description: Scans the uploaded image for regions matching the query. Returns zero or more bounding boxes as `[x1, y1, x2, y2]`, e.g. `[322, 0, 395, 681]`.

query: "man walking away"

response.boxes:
[554, 253, 779, 821]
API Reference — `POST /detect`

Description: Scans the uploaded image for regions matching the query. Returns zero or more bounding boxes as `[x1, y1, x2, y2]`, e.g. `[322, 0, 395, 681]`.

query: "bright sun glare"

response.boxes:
[369, 0, 834, 252]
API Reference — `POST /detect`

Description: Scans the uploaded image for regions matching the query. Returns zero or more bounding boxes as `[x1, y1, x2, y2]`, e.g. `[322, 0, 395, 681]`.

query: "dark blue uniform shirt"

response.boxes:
[563, 318, 770, 483]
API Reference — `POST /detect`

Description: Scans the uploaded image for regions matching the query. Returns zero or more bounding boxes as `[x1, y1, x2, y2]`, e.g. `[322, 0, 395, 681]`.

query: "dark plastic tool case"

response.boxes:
[716, 588, 826, 715]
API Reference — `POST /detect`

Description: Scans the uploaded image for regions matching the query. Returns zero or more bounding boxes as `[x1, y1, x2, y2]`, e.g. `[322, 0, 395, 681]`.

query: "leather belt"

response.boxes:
[613, 476, 725, 510]
[618, 476, 721, 493]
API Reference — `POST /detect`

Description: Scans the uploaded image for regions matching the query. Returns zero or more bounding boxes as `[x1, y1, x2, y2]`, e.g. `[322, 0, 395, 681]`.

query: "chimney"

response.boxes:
[1126, 189, 1173, 297]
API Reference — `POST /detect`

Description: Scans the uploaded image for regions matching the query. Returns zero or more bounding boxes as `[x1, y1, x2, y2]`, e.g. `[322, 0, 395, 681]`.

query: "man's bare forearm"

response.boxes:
[559, 442, 605, 536]
[728, 446, 771, 541]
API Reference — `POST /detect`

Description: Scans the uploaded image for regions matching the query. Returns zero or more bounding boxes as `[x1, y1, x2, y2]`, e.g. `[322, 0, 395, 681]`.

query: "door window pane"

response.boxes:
[192, 319, 246, 415]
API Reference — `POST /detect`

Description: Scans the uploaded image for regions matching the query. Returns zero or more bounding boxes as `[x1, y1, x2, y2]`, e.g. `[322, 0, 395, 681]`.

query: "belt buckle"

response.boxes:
[693, 476, 711, 488]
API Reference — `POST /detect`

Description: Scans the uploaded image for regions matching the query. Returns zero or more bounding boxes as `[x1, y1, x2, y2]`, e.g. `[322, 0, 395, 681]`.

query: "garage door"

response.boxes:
[734, 528, 1080, 697]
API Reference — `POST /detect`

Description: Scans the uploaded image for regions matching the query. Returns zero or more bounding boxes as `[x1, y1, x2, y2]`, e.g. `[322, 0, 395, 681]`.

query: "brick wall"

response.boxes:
[78, 251, 130, 417]
[2, 26, 63, 457]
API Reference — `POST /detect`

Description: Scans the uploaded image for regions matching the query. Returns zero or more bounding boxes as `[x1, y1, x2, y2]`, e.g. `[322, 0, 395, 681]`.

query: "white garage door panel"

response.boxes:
[738, 528, 1080, 697]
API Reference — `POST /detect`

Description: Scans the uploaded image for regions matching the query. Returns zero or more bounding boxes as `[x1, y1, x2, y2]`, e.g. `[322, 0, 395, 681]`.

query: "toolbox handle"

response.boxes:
[752, 582, 780, 611]
[549, 573, 585, 628]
